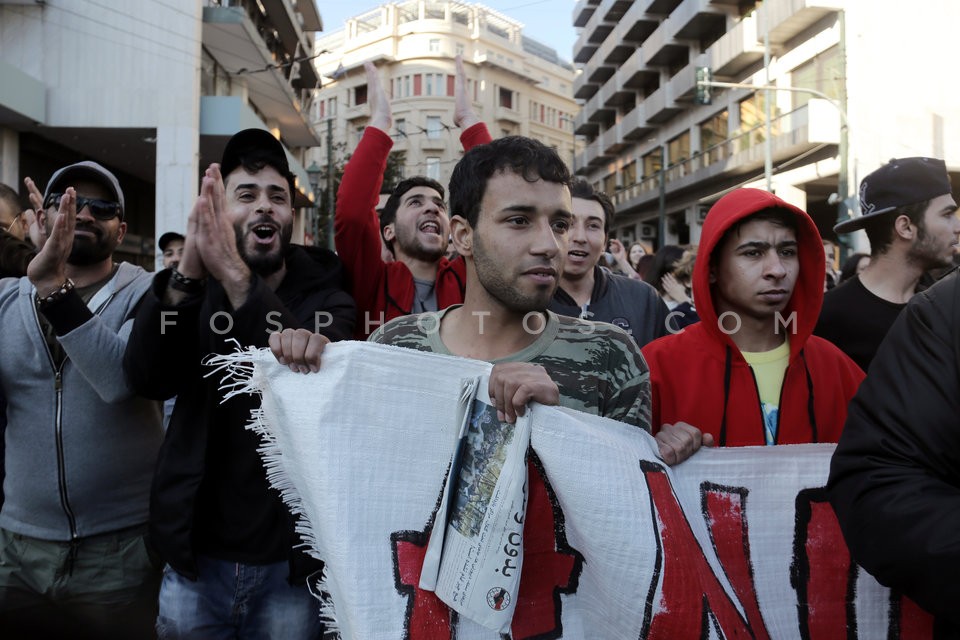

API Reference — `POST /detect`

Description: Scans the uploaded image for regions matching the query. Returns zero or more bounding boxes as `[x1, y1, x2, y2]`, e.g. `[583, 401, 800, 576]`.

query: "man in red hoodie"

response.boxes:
[336, 57, 492, 338]
[642, 188, 864, 446]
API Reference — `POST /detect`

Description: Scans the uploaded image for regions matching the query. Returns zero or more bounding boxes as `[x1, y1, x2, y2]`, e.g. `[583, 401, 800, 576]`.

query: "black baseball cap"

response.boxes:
[220, 129, 296, 197]
[158, 231, 185, 251]
[835, 157, 953, 234]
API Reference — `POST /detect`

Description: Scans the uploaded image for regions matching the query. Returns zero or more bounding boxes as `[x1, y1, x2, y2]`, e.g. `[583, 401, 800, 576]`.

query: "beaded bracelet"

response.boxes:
[35, 279, 75, 308]
[169, 267, 206, 294]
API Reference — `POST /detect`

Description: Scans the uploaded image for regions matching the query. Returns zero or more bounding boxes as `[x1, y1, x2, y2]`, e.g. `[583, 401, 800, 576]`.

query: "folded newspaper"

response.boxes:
[419, 377, 531, 632]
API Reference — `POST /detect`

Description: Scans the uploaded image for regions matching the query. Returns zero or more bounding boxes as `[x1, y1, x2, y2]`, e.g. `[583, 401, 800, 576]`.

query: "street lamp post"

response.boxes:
[306, 161, 322, 247]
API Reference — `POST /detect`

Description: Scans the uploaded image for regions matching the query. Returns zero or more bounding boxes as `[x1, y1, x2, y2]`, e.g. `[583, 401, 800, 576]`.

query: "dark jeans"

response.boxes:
[156, 556, 323, 639]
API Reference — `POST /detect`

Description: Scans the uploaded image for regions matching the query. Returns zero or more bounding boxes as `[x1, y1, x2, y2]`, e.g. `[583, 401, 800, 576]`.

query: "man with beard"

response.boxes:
[0, 162, 163, 638]
[273, 136, 705, 455]
[123, 129, 355, 638]
[336, 58, 492, 338]
[269, 136, 705, 629]
[815, 157, 960, 371]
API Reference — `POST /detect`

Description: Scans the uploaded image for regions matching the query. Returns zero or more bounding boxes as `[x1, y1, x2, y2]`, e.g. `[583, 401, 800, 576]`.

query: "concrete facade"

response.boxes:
[311, 1, 581, 196]
[572, 0, 960, 253]
[0, 0, 324, 266]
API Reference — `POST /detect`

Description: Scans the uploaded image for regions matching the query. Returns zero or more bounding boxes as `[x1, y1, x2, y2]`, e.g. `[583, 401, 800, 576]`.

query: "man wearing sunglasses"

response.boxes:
[0, 161, 163, 638]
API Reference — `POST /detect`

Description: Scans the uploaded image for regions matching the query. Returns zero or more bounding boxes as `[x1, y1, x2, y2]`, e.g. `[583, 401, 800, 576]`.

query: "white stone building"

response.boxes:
[311, 1, 581, 195]
[0, 0, 324, 265]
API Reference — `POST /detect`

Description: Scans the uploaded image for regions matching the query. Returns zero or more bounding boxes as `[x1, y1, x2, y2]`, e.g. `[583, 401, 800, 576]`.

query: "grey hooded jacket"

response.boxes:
[0, 262, 163, 540]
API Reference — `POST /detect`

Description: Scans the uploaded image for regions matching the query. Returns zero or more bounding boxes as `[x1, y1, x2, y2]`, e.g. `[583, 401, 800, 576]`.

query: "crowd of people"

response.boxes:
[1, 56, 959, 638]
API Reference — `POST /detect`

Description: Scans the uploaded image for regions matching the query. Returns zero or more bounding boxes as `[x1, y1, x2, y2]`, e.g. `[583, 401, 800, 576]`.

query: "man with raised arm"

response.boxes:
[335, 57, 492, 337]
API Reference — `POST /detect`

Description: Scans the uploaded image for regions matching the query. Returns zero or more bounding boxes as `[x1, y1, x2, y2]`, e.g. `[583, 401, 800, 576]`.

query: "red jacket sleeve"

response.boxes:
[460, 122, 492, 150]
[334, 126, 393, 325]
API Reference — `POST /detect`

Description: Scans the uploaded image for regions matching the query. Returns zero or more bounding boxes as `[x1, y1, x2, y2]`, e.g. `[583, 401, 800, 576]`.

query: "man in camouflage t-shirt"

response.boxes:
[271, 136, 706, 461]
[370, 308, 651, 428]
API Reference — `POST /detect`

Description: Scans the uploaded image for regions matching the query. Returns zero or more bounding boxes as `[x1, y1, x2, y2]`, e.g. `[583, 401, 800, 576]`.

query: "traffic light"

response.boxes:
[695, 67, 713, 105]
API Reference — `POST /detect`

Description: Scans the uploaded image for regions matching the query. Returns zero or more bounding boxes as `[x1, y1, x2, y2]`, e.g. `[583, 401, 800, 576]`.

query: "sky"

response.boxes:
[316, 0, 580, 62]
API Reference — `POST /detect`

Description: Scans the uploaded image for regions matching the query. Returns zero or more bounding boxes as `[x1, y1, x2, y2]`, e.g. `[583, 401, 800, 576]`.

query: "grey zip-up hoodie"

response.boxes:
[0, 262, 163, 541]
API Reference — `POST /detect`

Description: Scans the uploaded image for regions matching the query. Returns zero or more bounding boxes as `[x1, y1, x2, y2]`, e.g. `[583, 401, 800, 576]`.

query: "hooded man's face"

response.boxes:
[710, 218, 800, 324]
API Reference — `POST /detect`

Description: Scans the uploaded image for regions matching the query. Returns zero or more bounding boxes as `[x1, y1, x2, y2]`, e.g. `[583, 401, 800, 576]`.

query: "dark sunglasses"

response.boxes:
[43, 192, 122, 221]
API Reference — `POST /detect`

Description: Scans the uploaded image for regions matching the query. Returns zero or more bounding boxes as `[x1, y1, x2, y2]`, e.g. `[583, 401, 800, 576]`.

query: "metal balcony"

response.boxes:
[202, 3, 320, 146]
[495, 105, 524, 125]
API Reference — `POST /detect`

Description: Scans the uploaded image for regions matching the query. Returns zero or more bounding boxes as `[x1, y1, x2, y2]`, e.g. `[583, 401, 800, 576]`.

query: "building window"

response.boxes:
[355, 126, 365, 147]
[791, 45, 842, 110]
[426, 116, 442, 139]
[424, 2, 444, 19]
[424, 73, 443, 96]
[621, 160, 637, 187]
[700, 110, 729, 164]
[603, 173, 617, 197]
[355, 84, 368, 106]
[327, 97, 337, 117]
[642, 149, 662, 178]
[426, 157, 440, 180]
[456, 43, 465, 56]
[429, 39, 440, 53]
[667, 131, 690, 169]
[739, 93, 780, 148]
[396, 118, 406, 137]
[498, 87, 513, 109]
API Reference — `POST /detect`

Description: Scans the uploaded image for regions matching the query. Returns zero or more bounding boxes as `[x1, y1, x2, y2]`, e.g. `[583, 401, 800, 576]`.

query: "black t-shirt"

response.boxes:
[814, 275, 906, 372]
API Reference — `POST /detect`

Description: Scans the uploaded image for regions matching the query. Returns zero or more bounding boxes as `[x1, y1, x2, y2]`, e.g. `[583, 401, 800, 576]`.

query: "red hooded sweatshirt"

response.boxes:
[641, 189, 864, 446]
[335, 123, 492, 339]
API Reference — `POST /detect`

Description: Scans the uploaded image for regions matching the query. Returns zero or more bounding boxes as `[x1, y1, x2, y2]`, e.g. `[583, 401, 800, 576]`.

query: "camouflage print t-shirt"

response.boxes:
[369, 307, 651, 431]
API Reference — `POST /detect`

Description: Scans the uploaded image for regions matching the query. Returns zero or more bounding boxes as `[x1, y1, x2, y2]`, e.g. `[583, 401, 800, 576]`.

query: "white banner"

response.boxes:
[217, 342, 934, 639]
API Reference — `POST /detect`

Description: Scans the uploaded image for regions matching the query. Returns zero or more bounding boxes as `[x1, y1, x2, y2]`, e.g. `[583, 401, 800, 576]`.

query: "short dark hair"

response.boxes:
[220, 130, 297, 201]
[449, 136, 571, 228]
[862, 199, 930, 257]
[0, 183, 21, 221]
[379, 176, 446, 237]
[569, 178, 614, 233]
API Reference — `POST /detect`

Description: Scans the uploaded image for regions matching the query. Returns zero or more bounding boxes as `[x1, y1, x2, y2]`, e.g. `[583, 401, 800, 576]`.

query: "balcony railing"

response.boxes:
[612, 102, 823, 207]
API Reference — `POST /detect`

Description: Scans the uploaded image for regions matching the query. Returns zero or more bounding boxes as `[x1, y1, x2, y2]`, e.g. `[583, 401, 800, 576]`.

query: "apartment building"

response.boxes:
[311, 1, 580, 195]
[573, 0, 960, 251]
[0, 0, 323, 265]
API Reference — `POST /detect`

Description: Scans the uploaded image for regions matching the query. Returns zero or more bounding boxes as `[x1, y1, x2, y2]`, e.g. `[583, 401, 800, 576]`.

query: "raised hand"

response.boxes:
[27, 187, 75, 295]
[23, 177, 48, 251]
[661, 272, 691, 305]
[193, 164, 250, 307]
[365, 61, 392, 133]
[453, 54, 481, 130]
